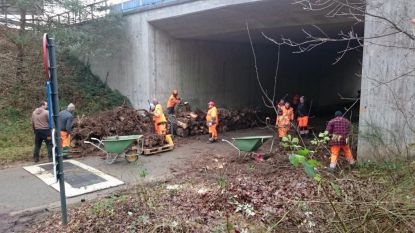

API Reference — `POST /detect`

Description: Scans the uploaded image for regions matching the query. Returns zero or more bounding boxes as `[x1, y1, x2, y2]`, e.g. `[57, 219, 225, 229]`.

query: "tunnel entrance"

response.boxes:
[150, 23, 363, 131]
[144, 0, 364, 146]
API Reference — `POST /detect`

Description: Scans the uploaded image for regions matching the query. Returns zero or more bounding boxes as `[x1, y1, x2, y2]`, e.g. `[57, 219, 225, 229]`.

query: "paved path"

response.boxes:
[0, 128, 273, 231]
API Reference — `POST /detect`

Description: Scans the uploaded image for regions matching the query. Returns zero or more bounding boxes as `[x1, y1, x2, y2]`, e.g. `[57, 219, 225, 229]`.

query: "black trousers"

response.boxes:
[33, 129, 52, 161]
[167, 107, 175, 115]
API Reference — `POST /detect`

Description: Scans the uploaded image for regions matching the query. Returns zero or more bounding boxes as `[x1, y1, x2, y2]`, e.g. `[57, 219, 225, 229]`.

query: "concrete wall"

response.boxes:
[358, 0, 415, 160]
[86, 0, 362, 111]
[88, 14, 362, 110]
[151, 30, 261, 109]
[88, 15, 153, 108]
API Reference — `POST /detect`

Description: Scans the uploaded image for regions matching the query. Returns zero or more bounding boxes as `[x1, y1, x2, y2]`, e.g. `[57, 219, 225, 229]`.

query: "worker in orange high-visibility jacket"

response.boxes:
[206, 101, 218, 143]
[276, 99, 285, 112]
[152, 99, 167, 135]
[297, 96, 309, 136]
[166, 89, 181, 115]
[276, 102, 294, 139]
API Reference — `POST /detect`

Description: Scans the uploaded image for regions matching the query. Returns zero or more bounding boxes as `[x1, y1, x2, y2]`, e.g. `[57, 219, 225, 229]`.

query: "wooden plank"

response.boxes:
[142, 144, 174, 156]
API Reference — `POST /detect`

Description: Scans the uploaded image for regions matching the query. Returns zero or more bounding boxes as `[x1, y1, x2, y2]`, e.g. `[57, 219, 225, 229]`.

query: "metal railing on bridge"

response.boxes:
[111, 0, 176, 14]
[0, 0, 183, 28]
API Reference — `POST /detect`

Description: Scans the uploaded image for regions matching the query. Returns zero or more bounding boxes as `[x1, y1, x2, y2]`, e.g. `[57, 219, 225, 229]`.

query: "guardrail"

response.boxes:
[111, 0, 176, 14]
[0, 0, 182, 28]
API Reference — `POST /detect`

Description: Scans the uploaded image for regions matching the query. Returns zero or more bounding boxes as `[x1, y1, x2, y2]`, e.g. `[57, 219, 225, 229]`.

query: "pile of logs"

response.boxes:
[171, 107, 263, 137]
[71, 105, 265, 156]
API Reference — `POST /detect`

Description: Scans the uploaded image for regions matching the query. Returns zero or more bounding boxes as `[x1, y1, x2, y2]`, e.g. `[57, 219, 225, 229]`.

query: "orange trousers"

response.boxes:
[297, 116, 309, 127]
[155, 122, 167, 135]
[60, 131, 71, 148]
[330, 144, 355, 167]
[209, 124, 218, 140]
[278, 126, 289, 138]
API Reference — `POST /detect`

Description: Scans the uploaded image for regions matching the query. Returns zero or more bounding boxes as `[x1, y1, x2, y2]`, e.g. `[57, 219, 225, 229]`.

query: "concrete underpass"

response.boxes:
[90, 0, 363, 110]
[88, 0, 415, 160]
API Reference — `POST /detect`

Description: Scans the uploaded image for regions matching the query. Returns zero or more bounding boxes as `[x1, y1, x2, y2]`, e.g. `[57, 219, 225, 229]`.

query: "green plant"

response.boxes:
[211, 225, 225, 233]
[310, 131, 330, 147]
[288, 148, 348, 232]
[217, 175, 228, 190]
[235, 203, 255, 217]
[281, 135, 301, 150]
[288, 148, 321, 181]
[91, 198, 115, 216]
[230, 198, 255, 217]
[248, 164, 255, 173]
[139, 169, 149, 178]
[127, 214, 150, 233]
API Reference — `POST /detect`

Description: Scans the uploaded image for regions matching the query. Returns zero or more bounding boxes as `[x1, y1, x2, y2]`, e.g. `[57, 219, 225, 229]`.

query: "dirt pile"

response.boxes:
[72, 106, 152, 141]
[71, 106, 165, 155]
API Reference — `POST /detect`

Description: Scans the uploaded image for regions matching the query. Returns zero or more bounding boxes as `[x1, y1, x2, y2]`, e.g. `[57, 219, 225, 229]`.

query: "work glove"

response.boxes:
[208, 122, 213, 127]
[346, 138, 349, 145]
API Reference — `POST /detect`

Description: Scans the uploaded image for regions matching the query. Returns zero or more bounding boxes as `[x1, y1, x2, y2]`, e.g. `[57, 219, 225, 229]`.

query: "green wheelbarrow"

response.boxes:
[222, 135, 275, 160]
[84, 135, 143, 164]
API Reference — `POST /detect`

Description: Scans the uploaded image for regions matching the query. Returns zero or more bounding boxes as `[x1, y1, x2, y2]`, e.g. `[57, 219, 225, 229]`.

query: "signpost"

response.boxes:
[42, 33, 68, 225]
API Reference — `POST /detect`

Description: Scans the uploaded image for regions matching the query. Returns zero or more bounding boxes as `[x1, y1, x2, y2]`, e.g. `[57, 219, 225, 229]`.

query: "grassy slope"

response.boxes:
[0, 27, 129, 165]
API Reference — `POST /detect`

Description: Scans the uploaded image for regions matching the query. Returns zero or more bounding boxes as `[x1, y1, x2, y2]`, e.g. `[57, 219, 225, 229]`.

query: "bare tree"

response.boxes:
[258, 0, 415, 159]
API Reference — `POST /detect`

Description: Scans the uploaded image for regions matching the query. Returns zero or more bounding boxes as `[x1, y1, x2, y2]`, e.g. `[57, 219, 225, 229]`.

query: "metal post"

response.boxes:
[45, 35, 68, 225]
[4, 10, 7, 27]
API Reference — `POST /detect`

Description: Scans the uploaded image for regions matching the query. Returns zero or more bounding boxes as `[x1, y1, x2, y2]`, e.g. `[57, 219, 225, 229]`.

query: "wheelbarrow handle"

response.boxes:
[83, 140, 106, 153]
[91, 137, 101, 142]
[221, 139, 241, 156]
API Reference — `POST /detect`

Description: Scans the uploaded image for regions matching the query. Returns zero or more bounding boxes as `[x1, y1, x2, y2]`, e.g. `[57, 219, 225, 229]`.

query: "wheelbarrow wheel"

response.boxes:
[125, 149, 138, 163]
[105, 152, 120, 164]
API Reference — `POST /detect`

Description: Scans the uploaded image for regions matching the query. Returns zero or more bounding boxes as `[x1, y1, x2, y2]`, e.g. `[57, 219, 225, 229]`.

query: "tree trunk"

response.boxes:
[16, 8, 26, 80]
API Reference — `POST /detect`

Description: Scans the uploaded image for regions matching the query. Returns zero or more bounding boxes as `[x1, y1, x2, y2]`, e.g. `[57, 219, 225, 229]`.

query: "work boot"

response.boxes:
[207, 138, 214, 144]
[33, 158, 39, 163]
[327, 167, 336, 173]
[327, 164, 336, 173]
[348, 163, 357, 170]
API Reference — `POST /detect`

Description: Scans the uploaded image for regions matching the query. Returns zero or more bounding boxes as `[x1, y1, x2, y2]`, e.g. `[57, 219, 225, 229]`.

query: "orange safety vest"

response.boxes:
[277, 107, 294, 126]
[153, 104, 167, 124]
[206, 106, 218, 125]
[167, 95, 179, 108]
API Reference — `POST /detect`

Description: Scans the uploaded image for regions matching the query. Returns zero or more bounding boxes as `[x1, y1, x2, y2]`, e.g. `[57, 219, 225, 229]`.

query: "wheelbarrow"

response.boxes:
[222, 135, 275, 160]
[84, 135, 143, 164]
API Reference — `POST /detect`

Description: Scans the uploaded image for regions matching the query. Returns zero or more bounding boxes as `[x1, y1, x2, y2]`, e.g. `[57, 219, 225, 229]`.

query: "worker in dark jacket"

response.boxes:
[326, 111, 356, 171]
[296, 96, 309, 136]
[59, 103, 75, 148]
[32, 101, 52, 162]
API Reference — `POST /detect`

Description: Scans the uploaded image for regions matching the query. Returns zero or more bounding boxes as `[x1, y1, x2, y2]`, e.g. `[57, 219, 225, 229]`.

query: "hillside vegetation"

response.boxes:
[0, 26, 129, 165]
